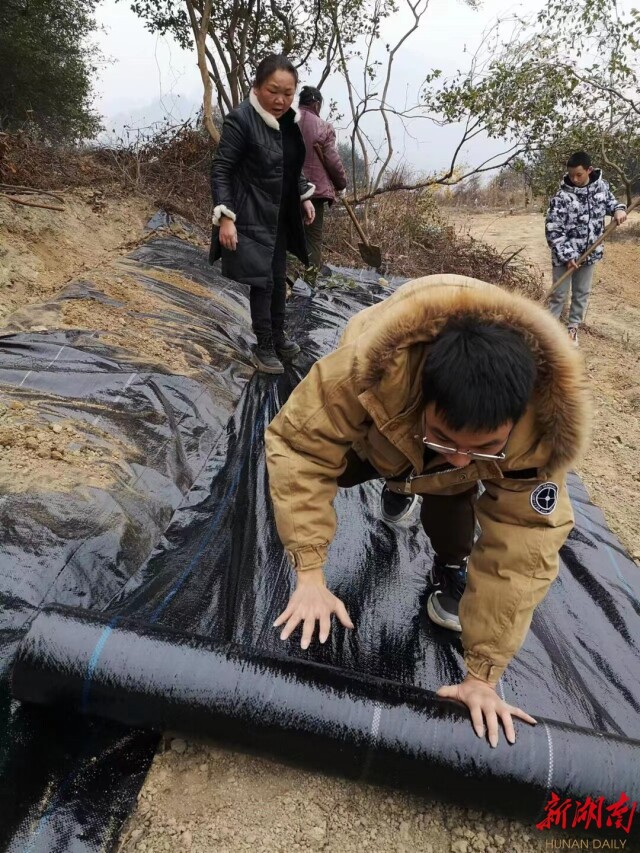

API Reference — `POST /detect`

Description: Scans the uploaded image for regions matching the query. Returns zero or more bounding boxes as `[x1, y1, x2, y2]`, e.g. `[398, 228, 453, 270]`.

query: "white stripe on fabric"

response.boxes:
[370, 704, 382, 740]
[542, 720, 555, 796]
[18, 344, 66, 388]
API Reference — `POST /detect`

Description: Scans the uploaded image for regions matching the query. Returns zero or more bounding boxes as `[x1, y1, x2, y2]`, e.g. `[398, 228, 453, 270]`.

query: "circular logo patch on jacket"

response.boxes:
[530, 482, 559, 515]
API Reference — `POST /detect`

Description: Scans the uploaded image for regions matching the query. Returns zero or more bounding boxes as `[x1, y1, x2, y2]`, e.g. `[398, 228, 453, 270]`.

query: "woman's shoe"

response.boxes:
[252, 334, 284, 374]
[273, 331, 301, 359]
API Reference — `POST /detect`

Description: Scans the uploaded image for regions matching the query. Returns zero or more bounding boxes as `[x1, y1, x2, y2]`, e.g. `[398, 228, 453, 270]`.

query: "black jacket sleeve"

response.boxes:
[211, 111, 248, 224]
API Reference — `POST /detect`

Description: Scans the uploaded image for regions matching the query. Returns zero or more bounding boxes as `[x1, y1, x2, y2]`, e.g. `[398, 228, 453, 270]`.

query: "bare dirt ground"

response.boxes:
[0, 194, 232, 494]
[0, 188, 152, 322]
[2, 199, 638, 853]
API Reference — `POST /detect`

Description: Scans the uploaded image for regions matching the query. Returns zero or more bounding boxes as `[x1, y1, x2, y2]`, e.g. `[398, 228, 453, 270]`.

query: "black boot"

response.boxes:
[272, 329, 301, 360]
[252, 332, 284, 375]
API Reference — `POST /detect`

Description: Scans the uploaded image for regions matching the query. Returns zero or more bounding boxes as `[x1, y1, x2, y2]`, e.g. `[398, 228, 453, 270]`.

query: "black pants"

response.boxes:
[337, 451, 476, 563]
[250, 219, 288, 338]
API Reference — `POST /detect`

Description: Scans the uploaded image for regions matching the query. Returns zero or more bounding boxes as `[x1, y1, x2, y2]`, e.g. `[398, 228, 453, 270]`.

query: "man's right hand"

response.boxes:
[274, 568, 354, 649]
[219, 216, 238, 251]
[566, 259, 579, 271]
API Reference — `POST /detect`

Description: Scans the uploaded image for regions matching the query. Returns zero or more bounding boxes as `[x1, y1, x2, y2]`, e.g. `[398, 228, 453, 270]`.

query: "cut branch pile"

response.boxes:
[322, 190, 544, 299]
[1, 130, 543, 300]
[0, 126, 215, 226]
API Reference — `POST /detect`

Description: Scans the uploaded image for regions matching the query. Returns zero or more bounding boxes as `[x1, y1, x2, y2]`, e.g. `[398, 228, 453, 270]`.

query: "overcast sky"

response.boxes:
[93, 0, 546, 173]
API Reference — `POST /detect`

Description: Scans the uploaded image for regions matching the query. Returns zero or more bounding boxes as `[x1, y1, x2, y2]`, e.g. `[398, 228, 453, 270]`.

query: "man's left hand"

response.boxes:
[302, 199, 316, 225]
[437, 674, 537, 747]
[614, 210, 628, 226]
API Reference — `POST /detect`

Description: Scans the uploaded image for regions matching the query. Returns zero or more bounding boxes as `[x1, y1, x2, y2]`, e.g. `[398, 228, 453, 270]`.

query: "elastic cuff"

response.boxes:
[300, 184, 316, 202]
[212, 204, 236, 225]
[464, 652, 505, 685]
[285, 543, 327, 571]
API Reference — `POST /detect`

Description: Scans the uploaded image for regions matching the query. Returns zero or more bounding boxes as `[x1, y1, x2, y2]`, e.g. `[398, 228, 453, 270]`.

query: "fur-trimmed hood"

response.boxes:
[347, 274, 591, 474]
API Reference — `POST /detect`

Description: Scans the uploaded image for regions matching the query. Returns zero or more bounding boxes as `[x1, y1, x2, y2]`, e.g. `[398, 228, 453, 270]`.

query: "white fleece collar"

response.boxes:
[249, 89, 300, 130]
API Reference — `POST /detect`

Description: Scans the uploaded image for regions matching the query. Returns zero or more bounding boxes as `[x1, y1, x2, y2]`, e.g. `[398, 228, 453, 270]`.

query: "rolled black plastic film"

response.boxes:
[12, 606, 640, 835]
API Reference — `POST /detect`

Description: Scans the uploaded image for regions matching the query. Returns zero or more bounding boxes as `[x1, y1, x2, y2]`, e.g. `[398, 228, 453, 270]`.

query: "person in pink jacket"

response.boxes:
[297, 86, 348, 275]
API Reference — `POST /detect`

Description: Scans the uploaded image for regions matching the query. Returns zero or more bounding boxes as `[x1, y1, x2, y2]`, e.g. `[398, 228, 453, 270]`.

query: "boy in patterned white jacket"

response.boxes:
[545, 150, 627, 347]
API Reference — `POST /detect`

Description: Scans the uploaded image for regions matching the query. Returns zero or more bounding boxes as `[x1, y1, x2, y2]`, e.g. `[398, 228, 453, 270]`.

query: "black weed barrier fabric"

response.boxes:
[2, 230, 640, 851]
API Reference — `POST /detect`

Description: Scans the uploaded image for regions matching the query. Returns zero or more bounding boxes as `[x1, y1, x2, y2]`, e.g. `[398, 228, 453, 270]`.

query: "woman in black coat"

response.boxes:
[210, 54, 316, 374]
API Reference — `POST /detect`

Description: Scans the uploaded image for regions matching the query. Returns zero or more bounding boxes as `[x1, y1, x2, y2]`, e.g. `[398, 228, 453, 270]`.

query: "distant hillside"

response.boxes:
[98, 94, 200, 143]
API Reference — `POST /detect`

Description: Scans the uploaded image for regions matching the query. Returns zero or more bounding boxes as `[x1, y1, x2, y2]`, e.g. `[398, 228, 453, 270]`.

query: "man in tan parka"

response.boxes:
[266, 275, 590, 745]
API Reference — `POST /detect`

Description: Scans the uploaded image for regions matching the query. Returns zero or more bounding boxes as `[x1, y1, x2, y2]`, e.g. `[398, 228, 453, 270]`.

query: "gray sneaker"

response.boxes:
[426, 557, 468, 632]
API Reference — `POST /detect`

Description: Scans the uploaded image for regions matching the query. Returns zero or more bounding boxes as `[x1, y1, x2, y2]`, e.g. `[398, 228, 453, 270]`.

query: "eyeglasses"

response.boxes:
[421, 437, 506, 461]
[418, 431, 507, 462]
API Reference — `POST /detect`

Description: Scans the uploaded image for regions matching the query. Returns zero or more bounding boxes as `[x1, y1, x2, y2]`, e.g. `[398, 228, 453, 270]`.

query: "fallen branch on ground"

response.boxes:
[1, 192, 65, 211]
[0, 182, 65, 202]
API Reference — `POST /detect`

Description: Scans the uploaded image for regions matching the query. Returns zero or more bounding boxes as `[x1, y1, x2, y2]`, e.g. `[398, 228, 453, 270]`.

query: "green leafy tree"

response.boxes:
[525, 125, 640, 201]
[422, 0, 640, 204]
[0, 0, 102, 142]
[129, 0, 377, 116]
[131, 0, 520, 201]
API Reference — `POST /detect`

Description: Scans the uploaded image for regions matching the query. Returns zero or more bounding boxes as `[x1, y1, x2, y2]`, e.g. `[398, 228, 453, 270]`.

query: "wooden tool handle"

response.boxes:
[341, 197, 370, 245]
[313, 142, 370, 246]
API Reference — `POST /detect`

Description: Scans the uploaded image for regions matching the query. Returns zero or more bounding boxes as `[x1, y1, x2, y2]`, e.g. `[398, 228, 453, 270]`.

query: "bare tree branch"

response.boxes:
[1, 192, 65, 211]
[354, 143, 526, 202]
[317, 32, 337, 89]
[560, 66, 640, 118]
[237, 0, 256, 88]
[226, 0, 243, 102]
[295, 0, 325, 69]
[204, 44, 233, 113]
[600, 136, 632, 207]
[186, 0, 220, 143]
[269, 0, 294, 52]
[246, 0, 263, 74]
[371, 0, 430, 193]
[332, 5, 372, 195]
